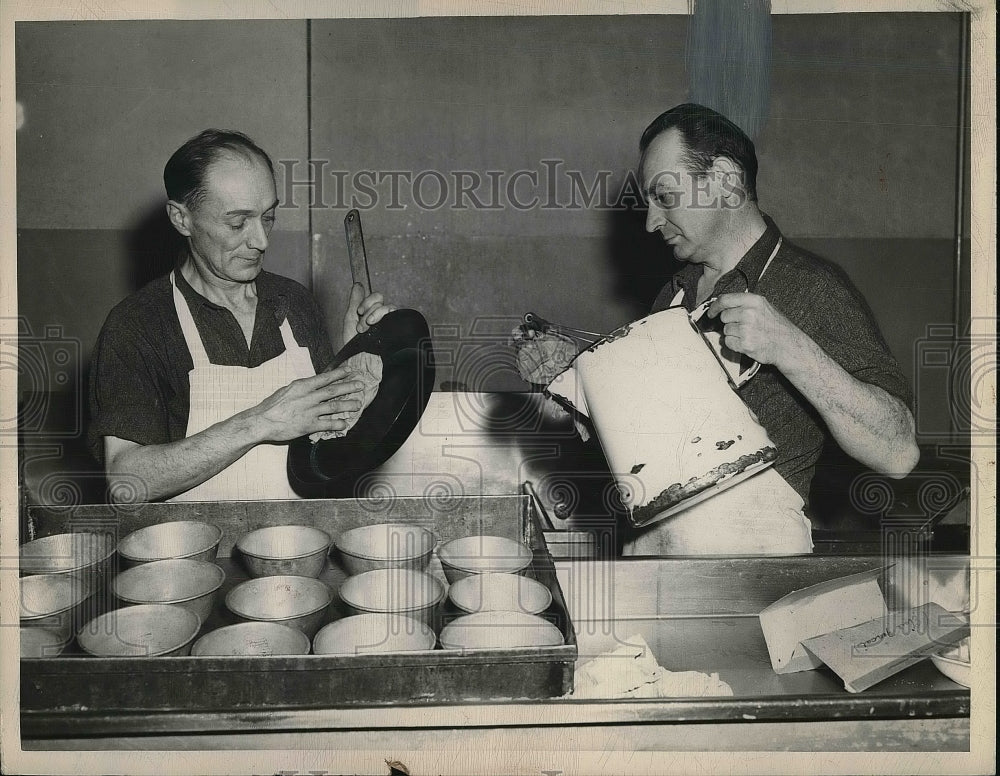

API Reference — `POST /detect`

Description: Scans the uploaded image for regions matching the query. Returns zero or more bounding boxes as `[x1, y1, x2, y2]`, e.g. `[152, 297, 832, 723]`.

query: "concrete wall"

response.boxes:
[16, 14, 969, 447]
[15, 20, 310, 405]
[308, 14, 967, 434]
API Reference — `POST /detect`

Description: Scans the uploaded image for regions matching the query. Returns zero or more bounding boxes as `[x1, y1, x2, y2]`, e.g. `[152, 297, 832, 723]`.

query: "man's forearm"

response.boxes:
[105, 411, 264, 502]
[779, 332, 920, 478]
[104, 368, 367, 502]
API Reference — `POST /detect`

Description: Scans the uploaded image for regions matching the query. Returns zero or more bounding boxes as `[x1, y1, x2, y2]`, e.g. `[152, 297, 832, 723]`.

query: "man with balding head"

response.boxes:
[90, 129, 394, 502]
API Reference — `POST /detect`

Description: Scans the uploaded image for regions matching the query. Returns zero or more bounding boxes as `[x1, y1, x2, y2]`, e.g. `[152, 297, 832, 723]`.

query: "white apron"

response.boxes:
[622, 243, 813, 555]
[622, 467, 813, 555]
[169, 271, 316, 502]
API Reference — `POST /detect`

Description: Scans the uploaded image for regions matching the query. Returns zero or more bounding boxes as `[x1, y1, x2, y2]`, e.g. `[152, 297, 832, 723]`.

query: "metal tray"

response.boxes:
[20, 490, 577, 719]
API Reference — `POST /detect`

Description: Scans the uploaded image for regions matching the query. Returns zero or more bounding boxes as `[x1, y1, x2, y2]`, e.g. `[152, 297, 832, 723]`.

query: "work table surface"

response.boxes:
[21, 548, 970, 751]
[18, 391, 973, 752]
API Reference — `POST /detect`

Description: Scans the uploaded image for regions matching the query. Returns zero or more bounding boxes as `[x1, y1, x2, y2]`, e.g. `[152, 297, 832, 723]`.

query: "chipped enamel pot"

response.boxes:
[546, 307, 777, 528]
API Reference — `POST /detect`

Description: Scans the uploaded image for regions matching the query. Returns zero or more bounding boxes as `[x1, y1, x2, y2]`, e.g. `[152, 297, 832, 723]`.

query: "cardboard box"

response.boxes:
[759, 567, 971, 692]
[758, 568, 888, 674]
[801, 602, 970, 693]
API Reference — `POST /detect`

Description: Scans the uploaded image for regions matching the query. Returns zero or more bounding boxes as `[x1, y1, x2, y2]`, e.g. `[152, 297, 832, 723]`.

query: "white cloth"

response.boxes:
[309, 351, 383, 442]
[168, 272, 316, 501]
[572, 634, 733, 699]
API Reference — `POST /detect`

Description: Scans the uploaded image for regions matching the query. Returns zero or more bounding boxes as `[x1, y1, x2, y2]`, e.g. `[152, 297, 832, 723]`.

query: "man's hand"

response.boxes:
[708, 292, 918, 478]
[249, 367, 365, 443]
[104, 368, 368, 503]
[706, 292, 804, 370]
[341, 283, 397, 348]
[513, 330, 579, 385]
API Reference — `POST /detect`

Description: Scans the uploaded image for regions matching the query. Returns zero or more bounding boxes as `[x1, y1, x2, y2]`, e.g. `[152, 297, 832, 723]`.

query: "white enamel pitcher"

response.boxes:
[546, 304, 778, 529]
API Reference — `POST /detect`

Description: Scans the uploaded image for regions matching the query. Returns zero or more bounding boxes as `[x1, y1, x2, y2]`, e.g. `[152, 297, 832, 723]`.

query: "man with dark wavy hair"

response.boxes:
[624, 103, 919, 553]
[90, 129, 394, 502]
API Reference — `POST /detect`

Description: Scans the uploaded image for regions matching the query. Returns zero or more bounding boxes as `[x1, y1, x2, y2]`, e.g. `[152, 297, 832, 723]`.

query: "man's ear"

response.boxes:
[710, 156, 747, 205]
[166, 200, 192, 237]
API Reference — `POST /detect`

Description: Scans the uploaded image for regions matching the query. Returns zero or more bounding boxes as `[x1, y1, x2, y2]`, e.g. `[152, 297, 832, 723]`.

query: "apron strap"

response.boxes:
[277, 317, 301, 352]
[171, 271, 302, 366]
[170, 271, 212, 368]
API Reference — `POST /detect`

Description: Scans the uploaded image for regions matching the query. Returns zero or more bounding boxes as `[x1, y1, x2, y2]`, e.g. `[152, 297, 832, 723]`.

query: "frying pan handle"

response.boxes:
[344, 209, 372, 296]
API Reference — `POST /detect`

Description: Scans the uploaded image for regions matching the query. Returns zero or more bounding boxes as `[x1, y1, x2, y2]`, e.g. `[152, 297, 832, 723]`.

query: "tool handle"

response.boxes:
[524, 312, 603, 341]
[344, 209, 372, 296]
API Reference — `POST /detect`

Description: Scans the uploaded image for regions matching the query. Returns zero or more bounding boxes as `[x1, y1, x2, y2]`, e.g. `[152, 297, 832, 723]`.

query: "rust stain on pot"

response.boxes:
[585, 321, 634, 353]
[632, 447, 777, 522]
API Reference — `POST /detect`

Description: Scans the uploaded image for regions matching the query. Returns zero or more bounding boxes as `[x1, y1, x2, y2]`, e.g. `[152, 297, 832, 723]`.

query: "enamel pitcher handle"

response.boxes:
[689, 298, 761, 388]
[734, 357, 762, 387]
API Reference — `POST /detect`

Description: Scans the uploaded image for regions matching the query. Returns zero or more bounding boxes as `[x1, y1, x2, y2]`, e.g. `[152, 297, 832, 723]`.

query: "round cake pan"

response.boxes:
[225, 575, 333, 637]
[339, 569, 445, 628]
[113, 558, 225, 623]
[19, 532, 115, 594]
[437, 535, 533, 583]
[78, 604, 201, 658]
[117, 521, 222, 568]
[236, 525, 331, 578]
[20, 573, 93, 639]
[439, 611, 564, 651]
[313, 613, 436, 655]
[21, 627, 72, 659]
[192, 622, 312, 657]
[334, 523, 435, 575]
[448, 572, 552, 615]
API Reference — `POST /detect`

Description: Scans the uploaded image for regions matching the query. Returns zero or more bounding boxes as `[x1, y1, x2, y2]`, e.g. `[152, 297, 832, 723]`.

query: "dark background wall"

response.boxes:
[16, 13, 969, 448]
[308, 13, 968, 439]
[15, 19, 310, 415]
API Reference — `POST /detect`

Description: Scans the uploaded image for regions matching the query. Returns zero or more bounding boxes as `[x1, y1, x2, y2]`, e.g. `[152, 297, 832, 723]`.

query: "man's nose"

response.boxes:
[645, 204, 664, 233]
[246, 218, 269, 252]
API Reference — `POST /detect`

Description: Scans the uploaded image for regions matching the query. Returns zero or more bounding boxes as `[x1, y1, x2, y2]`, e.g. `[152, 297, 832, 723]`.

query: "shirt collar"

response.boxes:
[674, 214, 782, 308]
[173, 265, 288, 321]
[726, 213, 782, 293]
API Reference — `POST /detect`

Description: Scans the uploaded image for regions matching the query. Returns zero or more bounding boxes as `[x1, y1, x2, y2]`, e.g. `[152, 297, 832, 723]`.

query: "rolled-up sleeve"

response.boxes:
[790, 260, 915, 412]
